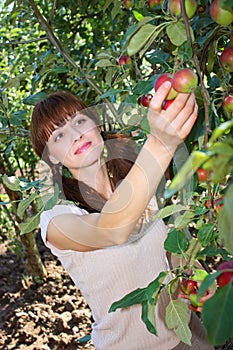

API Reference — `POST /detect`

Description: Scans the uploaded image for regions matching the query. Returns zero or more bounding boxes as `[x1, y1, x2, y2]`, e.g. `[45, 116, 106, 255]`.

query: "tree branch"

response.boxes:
[180, 0, 210, 147]
[27, 0, 121, 124]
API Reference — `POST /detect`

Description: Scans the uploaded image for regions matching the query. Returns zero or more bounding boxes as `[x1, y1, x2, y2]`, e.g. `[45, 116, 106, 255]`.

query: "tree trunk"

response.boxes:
[0, 156, 47, 279]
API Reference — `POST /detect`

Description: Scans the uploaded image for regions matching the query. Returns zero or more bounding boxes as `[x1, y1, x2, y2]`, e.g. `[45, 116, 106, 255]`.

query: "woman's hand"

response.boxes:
[147, 81, 198, 152]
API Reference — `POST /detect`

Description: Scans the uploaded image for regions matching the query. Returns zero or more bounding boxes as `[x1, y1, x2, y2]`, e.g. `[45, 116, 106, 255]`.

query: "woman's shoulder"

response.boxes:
[40, 201, 88, 228]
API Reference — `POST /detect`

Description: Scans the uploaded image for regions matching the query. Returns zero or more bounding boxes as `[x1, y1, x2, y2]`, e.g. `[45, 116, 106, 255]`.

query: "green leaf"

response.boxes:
[208, 141, 233, 157]
[141, 301, 157, 336]
[109, 271, 167, 313]
[217, 184, 233, 255]
[164, 228, 188, 254]
[17, 193, 39, 219]
[97, 89, 127, 100]
[165, 299, 192, 346]
[44, 183, 60, 211]
[208, 119, 233, 145]
[145, 49, 170, 65]
[153, 204, 187, 220]
[177, 40, 193, 61]
[23, 91, 47, 105]
[19, 210, 42, 234]
[165, 151, 210, 199]
[202, 283, 233, 346]
[197, 271, 220, 301]
[109, 287, 147, 313]
[96, 59, 116, 68]
[140, 115, 150, 134]
[174, 210, 194, 230]
[198, 245, 230, 260]
[51, 65, 69, 74]
[145, 272, 168, 303]
[185, 238, 202, 264]
[10, 110, 27, 126]
[127, 23, 156, 56]
[191, 269, 208, 282]
[166, 21, 193, 46]
[197, 224, 215, 247]
[132, 10, 144, 21]
[2, 174, 21, 191]
[133, 75, 156, 95]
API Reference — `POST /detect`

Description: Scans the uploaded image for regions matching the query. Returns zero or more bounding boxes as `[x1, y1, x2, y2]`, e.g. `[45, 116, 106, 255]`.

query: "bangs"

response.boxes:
[39, 104, 78, 141]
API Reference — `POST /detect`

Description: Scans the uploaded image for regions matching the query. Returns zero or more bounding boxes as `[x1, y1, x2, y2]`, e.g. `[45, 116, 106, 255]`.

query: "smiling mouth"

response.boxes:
[75, 142, 92, 155]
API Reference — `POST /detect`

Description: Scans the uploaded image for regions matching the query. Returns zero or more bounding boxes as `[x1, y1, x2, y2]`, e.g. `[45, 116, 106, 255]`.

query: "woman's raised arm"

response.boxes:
[47, 82, 198, 251]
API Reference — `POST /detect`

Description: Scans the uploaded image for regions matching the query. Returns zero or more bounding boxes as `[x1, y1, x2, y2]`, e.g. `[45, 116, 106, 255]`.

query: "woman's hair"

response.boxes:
[30, 91, 137, 212]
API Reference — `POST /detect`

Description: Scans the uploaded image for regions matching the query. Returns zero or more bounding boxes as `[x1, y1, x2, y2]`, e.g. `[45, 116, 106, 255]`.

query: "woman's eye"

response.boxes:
[54, 133, 63, 142]
[74, 118, 85, 127]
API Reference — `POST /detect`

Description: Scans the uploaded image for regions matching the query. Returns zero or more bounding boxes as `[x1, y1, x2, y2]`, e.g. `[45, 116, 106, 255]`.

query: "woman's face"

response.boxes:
[46, 113, 104, 172]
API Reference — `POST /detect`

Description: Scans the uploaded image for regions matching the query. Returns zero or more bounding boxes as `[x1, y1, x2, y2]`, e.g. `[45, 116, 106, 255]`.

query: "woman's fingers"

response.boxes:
[149, 81, 172, 113]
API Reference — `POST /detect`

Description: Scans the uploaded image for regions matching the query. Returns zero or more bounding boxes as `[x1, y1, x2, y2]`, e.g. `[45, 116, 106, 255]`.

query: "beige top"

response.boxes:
[40, 200, 180, 350]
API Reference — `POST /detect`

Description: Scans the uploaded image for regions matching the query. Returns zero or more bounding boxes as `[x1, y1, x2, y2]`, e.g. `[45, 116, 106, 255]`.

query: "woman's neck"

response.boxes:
[71, 158, 113, 200]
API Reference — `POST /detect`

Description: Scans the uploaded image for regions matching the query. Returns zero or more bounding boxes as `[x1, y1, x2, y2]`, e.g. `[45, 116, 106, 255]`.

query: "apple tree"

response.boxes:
[0, 0, 233, 347]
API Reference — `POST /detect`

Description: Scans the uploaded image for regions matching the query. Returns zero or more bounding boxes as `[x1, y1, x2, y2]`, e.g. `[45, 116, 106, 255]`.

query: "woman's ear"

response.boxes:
[48, 154, 60, 165]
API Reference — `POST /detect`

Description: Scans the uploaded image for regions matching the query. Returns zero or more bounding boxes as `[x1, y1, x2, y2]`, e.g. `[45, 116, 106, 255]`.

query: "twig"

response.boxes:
[180, 0, 210, 147]
[27, 0, 122, 125]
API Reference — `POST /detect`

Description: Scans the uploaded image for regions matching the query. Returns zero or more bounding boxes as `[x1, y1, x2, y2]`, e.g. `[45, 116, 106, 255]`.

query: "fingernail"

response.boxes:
[164, 81, 171, 88]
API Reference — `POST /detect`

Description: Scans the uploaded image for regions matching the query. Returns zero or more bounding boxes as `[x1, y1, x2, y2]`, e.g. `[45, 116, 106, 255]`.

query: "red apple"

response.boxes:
[220, 47, 233, 72]
[172, 68, 198, 93]
[180, 279, 198, 295]
[162, 99, 175, 110]
[117, 55, 131, 66]
[222, 95, 233, 112]
[138, 94, 153, 107]
[168, 0, 197, 19]
[148, 0, 162, 8]
[213, 196, 224, 211]
[196, 167, 207, 182]
[122, 0, 133, 9]
[205, 196, 224, 211]
[217, 260, 233, 287]
[210, 0, 233, 26]
[154, 73, 178, 100]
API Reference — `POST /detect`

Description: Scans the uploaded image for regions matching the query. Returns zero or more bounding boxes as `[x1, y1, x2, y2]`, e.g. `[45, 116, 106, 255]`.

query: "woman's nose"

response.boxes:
[70, 126, 83, 142]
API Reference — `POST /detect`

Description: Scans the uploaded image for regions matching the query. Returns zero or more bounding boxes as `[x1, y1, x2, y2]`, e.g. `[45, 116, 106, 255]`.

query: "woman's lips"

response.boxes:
[75, 141, 92, 154]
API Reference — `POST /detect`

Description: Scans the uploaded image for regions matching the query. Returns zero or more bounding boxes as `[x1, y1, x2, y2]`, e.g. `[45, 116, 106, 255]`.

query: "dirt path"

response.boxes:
[0, 233, 95, 350]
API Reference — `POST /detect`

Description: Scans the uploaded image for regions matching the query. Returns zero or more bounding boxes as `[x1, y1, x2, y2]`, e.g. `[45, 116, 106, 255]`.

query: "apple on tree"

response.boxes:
[217, 260, 233, 288]
[122, 0, 133, 9]
[205, 196, 224, 212]
[168, 0, 197, 19]
[117, 55, 131, 66]
[222, 95, 233, 113]
[180, 279, 198, 295]
[196, 167, 207, 182]
[171, 68, 198, 93]
[209, 0, 233, 26]
[220, 47, 233, 72]
[138, 94, 153, 107]
[148, 0, 162, 9]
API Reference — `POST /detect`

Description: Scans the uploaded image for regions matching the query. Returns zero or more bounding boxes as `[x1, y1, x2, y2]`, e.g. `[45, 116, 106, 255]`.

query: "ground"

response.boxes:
[0, 233, 95, 350]
[0, 233, 233, 350]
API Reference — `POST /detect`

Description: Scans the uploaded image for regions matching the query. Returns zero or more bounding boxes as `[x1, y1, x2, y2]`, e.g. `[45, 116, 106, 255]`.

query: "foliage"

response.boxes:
[0, 0, 233, 346]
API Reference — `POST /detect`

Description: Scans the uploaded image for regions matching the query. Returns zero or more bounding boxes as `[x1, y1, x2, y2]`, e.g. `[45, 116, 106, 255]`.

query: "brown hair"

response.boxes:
[30, 91, 137, 212]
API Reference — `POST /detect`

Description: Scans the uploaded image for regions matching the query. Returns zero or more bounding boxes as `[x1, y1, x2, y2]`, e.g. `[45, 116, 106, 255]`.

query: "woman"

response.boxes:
[30, 82, 213, 349]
